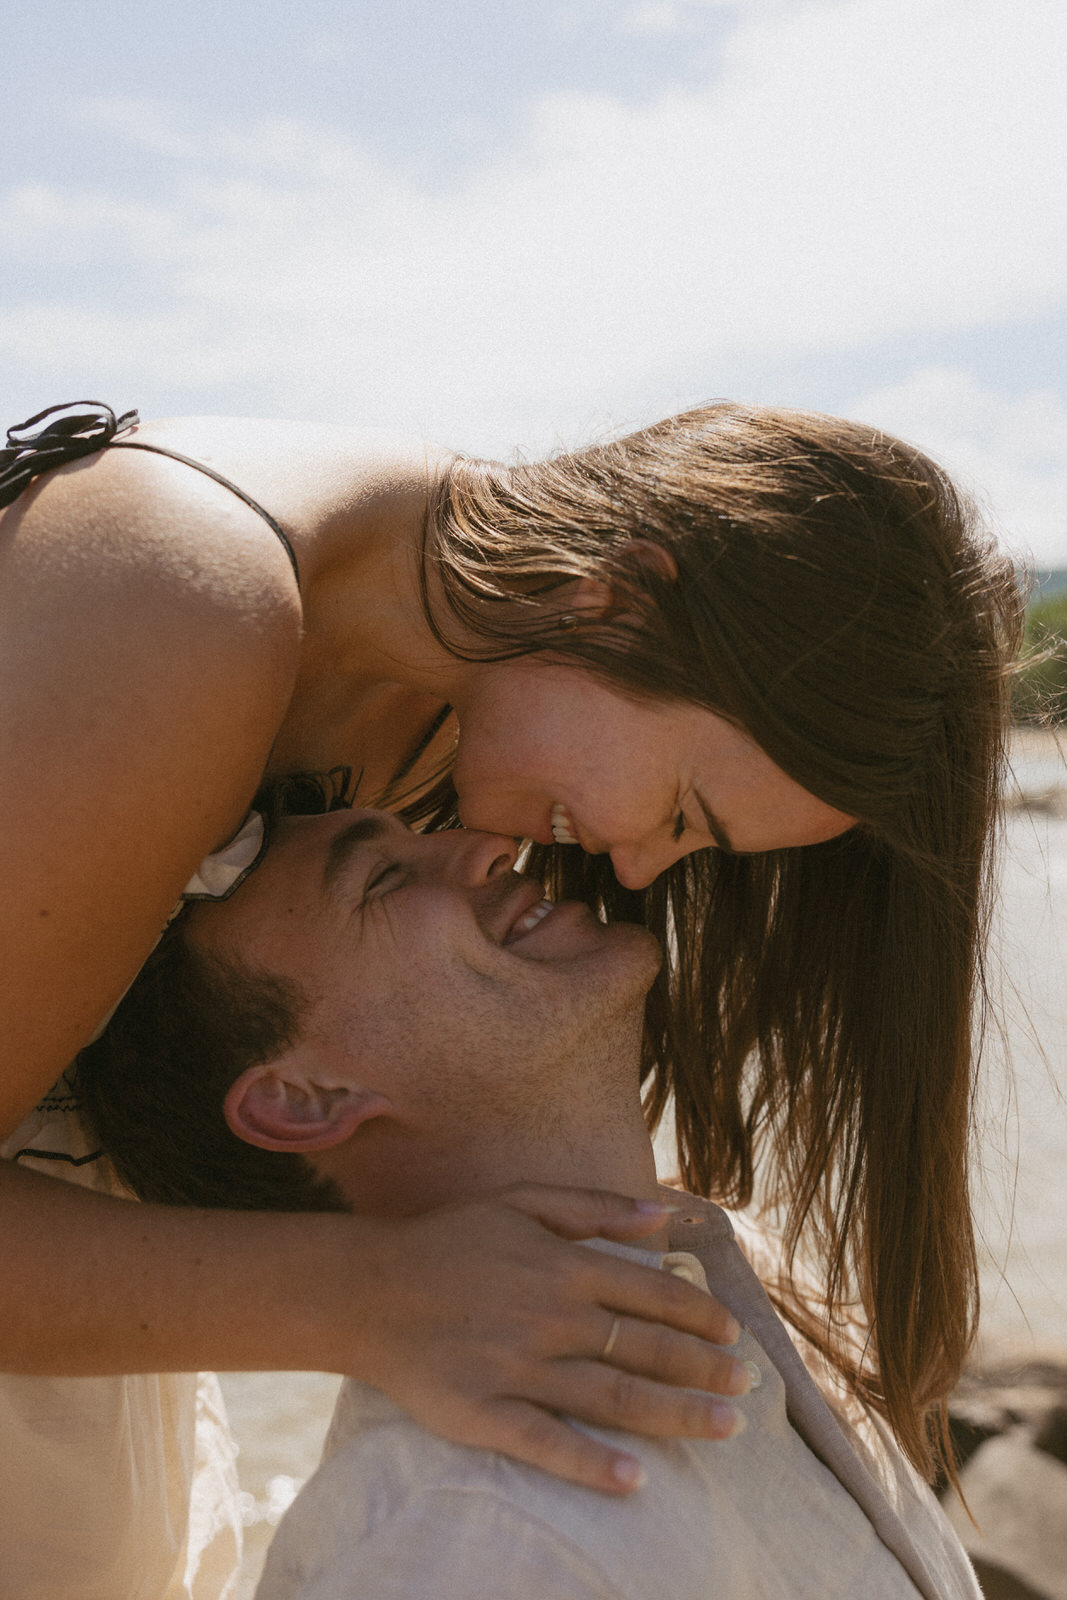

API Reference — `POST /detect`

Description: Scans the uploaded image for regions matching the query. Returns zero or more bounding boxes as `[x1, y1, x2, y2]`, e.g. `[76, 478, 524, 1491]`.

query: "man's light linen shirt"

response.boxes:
[256, 1198, 980, 1600]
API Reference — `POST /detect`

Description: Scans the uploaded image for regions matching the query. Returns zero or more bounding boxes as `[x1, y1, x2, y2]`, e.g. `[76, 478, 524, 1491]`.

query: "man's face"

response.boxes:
[187, 810, 661, 1115]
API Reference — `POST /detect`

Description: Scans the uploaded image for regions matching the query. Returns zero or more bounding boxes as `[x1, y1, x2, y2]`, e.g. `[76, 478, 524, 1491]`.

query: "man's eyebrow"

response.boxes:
[323, 816, 394, 891]
[695, 791, 736, 854]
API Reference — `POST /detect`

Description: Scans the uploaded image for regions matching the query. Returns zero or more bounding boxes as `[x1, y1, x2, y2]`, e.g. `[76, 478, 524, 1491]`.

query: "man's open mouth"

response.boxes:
[501, 889, 556, 946]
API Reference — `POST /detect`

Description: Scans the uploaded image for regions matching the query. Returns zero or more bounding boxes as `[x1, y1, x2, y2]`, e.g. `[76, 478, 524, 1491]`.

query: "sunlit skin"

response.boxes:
[0, 415, 824, 1500]
[449, 659, 855, 890]
[195, 807, 660, 1029]
[193, 808, 668, 1221]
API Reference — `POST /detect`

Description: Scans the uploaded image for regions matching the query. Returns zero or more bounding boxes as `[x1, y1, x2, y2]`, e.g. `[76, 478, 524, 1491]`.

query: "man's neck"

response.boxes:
[318, 1052, 670, 1251]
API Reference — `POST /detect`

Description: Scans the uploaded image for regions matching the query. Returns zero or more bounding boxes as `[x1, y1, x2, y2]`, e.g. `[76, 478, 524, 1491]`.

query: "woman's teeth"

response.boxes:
[508, 898, 555, 942]
[551, 803, 579, 845]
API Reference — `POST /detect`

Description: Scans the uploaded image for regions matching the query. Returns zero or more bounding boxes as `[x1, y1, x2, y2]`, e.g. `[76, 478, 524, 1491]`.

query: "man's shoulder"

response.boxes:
[258, 1455, 633, 1600]
[257, 1390, 748, 1600]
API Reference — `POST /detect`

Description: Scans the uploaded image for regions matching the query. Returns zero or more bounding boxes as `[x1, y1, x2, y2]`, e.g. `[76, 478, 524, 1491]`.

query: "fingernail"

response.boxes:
[723, 1359, 752, 1396]
[634, 1199, 680, 1215]
[611, 1455, 647, 1490]
[709, 1401, 747, 1438]
[720, 1314, 742, 1346]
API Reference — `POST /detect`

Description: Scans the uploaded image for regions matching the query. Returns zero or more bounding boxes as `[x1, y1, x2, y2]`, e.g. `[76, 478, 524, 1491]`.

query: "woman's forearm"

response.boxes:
[0, 1162, 354, 1374]
[0, 1164, 750, 1493]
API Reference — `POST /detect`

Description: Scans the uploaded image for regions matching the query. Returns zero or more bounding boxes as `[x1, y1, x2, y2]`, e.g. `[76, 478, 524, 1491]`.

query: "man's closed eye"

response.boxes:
[361, 861, 405, 906]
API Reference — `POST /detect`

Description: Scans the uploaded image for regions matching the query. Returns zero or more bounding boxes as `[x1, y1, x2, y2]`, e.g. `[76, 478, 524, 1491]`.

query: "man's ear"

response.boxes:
[224, 1060, 391, 1153]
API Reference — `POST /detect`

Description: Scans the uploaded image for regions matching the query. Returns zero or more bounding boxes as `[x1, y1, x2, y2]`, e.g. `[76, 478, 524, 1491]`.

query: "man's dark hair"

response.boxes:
[78, 930, 347, 1211]
[76, 769, 355, 1212]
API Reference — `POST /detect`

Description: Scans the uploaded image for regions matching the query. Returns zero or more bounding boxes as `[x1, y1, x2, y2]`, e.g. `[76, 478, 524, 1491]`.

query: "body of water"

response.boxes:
[976, 806, 1067, 1352]
[221, 764, 1067, 1593]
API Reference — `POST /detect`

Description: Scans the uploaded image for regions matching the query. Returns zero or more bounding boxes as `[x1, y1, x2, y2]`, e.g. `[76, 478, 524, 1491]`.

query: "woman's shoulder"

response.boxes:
[2, 432, 296, 620]
[0, 421, 312, 1120]
[123, 415, 453, 526]
[0, 408, 450, 617]
[0, 432, 304, 788]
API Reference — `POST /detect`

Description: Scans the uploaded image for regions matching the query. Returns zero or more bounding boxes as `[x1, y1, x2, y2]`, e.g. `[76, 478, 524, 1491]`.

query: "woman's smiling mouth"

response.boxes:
[551, 803, 579, 845]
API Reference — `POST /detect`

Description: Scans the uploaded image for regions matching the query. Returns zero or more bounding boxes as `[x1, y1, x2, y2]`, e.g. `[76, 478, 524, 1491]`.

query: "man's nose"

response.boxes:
[440, 828, 520, 884]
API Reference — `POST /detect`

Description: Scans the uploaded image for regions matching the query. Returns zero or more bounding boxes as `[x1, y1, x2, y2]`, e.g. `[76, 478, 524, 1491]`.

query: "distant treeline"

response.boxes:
[1015, 569, 1067, 724]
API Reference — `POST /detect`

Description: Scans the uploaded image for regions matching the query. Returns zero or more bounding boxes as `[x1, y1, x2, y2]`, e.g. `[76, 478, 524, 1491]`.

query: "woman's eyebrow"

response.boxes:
[322, 816, 394, 891]
[695, 792, 736, 854]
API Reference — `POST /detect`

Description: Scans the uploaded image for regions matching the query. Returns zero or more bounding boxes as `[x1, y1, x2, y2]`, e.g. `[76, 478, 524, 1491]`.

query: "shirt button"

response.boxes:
[743, 1360, 762, 1389]
[665, 1259, 704, 1287]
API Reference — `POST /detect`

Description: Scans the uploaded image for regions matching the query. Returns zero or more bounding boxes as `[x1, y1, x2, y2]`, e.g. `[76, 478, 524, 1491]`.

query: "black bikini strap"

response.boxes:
[109, 440, 300, 585]
[0, 401, 300, 587]
[0, 402, 139, 503]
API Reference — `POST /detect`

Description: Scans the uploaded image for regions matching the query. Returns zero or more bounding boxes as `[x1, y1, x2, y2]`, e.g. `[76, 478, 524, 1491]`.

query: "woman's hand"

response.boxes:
[319, 1185, 749, 1495]
[0, 1169, 746, 1495]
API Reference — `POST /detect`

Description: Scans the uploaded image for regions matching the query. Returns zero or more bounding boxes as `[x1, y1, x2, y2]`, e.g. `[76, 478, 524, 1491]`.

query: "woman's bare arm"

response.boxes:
[0, 445, 302, 1129]
[0, 1164, 745, 1494]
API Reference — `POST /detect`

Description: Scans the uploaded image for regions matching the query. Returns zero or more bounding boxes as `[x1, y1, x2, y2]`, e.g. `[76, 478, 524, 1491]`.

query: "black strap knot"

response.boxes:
[0, 401, 140, 509]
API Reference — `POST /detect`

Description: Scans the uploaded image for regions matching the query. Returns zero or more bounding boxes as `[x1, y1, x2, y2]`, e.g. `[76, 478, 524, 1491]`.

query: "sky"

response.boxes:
[2, 0, 1065, 564]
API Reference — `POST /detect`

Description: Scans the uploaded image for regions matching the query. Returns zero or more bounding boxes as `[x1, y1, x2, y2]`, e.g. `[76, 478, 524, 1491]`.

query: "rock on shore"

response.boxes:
[940, 1350, 1067, 1599]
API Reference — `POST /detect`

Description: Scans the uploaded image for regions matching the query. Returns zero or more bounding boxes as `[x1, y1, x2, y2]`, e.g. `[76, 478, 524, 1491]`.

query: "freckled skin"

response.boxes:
[451, 659, 854, 889]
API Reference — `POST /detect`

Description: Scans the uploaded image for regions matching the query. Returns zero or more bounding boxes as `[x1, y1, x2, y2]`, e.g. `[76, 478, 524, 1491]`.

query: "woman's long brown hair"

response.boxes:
[404, 401, 1023, 1480]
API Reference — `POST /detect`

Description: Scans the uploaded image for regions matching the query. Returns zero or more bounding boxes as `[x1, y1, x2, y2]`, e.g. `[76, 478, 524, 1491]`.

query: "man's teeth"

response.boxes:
[551, 803, 579, 845]
[509, 899, 555, 940]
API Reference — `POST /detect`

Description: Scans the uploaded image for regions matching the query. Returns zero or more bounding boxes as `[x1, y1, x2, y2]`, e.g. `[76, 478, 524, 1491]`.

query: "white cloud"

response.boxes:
[73, 98, 198, 161]
[619, 2, 690, 34]
[0, 183, 185, 266]
[847, 367, 1067, 567]
[302, 30, 357, 68]
[1, 0, 1064, 549]
[619, 0, 798, 29]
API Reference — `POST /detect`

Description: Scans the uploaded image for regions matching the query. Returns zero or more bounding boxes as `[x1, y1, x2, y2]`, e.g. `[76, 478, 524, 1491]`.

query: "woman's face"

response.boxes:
[451, 661, 855, 890]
